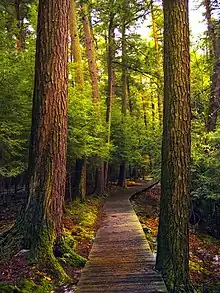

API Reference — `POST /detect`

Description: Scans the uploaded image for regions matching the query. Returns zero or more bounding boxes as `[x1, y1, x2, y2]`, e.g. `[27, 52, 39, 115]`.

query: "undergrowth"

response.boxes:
[132, 186, 220, 293]
[0, 195, 104, 292]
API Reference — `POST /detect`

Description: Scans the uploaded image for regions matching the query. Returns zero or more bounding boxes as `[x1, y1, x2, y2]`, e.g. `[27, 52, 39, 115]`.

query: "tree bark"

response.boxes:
[24, 0, 69, 252]
[156, 1, 193, 292]
[0, 0, 70, 280]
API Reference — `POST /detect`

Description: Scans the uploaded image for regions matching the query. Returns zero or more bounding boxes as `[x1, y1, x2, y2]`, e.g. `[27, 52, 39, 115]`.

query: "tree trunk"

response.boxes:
[69, 0, 84, 88]
[142, 96, 147, 128]
[14, 0, 25, 50]
[105, 10, 115, 188]
[81, 3, 105, 194]
[118, 11, 127, 188]
[118, 162, 127, 188]
[204, 0, 220, 132]
[74, 158, 86, 201]
[65, 169, 72, 202]
[1, 0, 70, 280]
[127, 77, 132, 113]
[121, 21, 127, 117]
[81, 3, 99, 105]
[95, 160, 105, 194]
[151, 92, 155, 130]
[150, 0, 162, 125]
[24, 0, 69, 252]
[69, 0, 86, 200]
[156, 1, 193, 292]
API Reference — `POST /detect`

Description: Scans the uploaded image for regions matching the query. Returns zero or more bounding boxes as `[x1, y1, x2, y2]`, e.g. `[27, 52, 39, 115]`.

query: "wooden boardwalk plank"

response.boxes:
[76, 185, 167, 293]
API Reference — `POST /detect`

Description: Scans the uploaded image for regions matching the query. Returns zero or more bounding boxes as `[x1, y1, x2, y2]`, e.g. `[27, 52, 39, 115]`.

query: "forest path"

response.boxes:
[76, 183, 167, 293]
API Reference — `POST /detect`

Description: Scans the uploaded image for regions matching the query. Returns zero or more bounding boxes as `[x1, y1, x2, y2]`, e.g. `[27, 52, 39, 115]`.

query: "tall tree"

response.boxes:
[0, 0, 70, 280]
[81, 3, 99, 105]
[69, 0, 84, 88]
[118, 0, 128, 187]
[81, 2, 105, 194]
[156, 1, 194, 292]
[150, 0, 162, 125]
[204, 0, 220, 132]
[105, 3, 115, 187]
[69, 0, 86, 201]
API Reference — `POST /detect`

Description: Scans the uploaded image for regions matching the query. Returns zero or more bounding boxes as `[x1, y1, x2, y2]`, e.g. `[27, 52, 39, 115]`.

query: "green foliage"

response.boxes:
[18, 278, 54, 293]
[0, 283, 20, 292]
[66, 197, 102, 241]
[191, 128, 220, 200]
[191, 125, 220, 238]
[68, 84, 109, 160]
[0, 3, 36, 177]
[0, 278, 54, 293]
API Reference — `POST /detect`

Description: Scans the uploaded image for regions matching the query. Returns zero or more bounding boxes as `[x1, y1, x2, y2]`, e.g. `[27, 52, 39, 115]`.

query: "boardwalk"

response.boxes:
[76, 184, 167, 293]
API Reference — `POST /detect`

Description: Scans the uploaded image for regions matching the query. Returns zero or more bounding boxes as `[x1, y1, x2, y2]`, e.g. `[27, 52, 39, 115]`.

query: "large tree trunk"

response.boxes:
[23, 0, 69, 252]
[156, 1, 193, 292]
[0, 0, 70, 280]
[23, 0, 69, 250]
[204, 0, 220, 132]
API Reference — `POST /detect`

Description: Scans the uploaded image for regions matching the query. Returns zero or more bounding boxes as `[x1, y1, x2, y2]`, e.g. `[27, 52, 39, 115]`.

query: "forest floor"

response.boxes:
[131, 184, 220, 293]
[0, 193, 106, 293]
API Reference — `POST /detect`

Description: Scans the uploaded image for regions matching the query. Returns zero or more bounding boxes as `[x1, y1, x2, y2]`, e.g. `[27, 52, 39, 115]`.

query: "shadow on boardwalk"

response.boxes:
[76, 182, 167, 293]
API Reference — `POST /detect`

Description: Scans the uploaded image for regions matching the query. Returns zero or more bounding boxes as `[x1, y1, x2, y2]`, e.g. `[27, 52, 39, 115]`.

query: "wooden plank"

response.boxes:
[76, 184, 167, 293]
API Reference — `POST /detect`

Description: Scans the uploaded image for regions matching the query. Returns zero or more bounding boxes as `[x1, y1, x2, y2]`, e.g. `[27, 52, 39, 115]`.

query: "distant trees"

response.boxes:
[156, 0, 193, 292]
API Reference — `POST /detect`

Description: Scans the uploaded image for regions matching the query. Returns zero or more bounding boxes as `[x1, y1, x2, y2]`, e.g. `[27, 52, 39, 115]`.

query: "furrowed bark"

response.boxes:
[156, 1, 194, 291]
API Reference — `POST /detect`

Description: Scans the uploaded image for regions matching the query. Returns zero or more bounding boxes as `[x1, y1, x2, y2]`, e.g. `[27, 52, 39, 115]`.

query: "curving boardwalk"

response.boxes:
[76, 184, 167, 293]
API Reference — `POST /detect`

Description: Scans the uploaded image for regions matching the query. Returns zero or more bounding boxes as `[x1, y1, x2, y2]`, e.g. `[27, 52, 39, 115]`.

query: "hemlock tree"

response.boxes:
[0, 0, 82, 280]
[81, 2, 105, 194]
[69, 0, 87, 201]
[204, 0, 220, 132]
[155, 0, 194, 292]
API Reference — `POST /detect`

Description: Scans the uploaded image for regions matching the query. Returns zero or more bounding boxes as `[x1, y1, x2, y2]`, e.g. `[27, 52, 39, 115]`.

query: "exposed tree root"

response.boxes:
[0, 225, 86, 283]
[54, 237, 86, 268]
